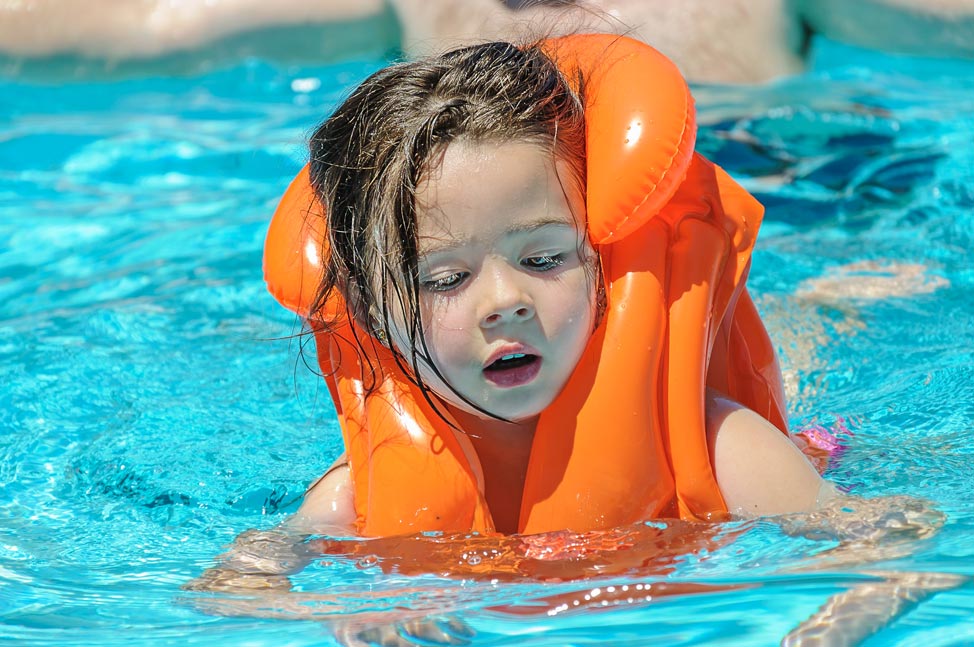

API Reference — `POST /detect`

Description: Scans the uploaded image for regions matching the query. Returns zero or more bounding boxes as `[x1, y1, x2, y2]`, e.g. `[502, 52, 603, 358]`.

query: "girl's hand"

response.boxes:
[775, 494, 958, 646]
[778, 493, 944, 548]
[185, 524, 473, 646]
[782, 570, 965, 646]
[183, 528, 311, 599]
[334, 616, 474, 647]
[183, 566, 293, 593]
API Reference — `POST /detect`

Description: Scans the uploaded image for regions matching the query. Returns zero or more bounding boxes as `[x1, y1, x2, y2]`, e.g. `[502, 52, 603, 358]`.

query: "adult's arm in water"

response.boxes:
[0, 0, 383, 59]
[5, 1, 973, 84]
[797, 0, 974, 59]
[0, 0, 801, 83]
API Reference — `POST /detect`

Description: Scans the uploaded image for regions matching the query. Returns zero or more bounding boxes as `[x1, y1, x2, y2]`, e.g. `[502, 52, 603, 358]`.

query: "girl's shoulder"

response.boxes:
[290, 455, 357, 535]
[705, 390, 835, 517]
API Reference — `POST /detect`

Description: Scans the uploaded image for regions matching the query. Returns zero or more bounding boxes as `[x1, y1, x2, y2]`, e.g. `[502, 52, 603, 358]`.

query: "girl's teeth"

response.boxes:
[501, 353, 526, 361]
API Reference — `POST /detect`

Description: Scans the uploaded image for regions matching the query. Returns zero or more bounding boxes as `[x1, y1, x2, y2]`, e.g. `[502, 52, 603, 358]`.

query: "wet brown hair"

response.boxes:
[307, 40, 587, 413]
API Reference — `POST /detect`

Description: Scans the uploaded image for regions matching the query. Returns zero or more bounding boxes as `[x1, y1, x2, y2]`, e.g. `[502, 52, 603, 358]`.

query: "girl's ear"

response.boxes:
[362, 304, 387, 346]
[339, 276, 382, 342]
[592, 251, 607, 328]
[365, 303, 392, 348]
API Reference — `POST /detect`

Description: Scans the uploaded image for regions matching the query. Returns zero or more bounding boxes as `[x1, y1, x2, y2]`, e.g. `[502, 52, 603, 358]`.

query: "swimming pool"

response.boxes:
[2, 36, 972, 645]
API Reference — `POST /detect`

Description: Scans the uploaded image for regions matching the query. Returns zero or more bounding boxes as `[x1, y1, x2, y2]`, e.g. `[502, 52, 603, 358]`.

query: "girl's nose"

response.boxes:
[479, 265, 535, 328]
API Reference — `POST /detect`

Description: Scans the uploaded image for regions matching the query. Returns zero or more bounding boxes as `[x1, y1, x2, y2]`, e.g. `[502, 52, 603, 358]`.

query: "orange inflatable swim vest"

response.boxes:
[263, 34, 790, 537]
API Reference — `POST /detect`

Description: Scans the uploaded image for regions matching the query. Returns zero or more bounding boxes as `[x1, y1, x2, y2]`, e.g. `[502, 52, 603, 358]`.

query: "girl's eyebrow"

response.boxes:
[418, 218, 577, 257]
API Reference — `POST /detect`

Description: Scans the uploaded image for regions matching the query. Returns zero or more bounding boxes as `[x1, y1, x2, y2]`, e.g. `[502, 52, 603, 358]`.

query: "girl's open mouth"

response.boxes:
[483, 353, 541, 388]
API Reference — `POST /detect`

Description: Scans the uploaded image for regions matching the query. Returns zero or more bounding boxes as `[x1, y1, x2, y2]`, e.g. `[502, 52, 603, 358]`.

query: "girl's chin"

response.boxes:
[484, 410, 543, 426]
[483, 395, 553, 424]
[444, 398, 546, 428]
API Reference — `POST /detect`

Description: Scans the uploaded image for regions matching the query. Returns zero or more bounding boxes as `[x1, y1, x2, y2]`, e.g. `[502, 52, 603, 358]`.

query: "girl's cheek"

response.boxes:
[425, 293, 474, 332]
[420, 299, 471, 355]
[427, 313, 472, 352]
[565, 268, 598, 333]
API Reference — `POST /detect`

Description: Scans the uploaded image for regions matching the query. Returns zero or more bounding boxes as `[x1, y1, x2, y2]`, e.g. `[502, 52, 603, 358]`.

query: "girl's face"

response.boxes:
[393, 139, 597, 423]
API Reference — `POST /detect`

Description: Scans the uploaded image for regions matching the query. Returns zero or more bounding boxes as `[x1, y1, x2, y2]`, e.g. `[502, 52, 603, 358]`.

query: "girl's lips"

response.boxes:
[482, 354, 542, 388]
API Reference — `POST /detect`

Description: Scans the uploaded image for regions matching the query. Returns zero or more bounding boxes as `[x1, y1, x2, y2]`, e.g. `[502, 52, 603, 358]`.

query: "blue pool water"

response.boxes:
[2, 37, 973, 645]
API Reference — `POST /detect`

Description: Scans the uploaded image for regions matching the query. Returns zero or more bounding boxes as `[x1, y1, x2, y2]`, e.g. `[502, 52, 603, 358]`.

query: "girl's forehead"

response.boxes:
[417, 140, 582, 228]
[419, 139, 550, 196]
[414, 139, 586, 254]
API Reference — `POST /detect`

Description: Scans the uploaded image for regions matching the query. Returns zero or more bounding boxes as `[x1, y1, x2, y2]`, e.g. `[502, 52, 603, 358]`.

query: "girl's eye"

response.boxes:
[422, 272, 468, 292]
[522, 254, 565, 271]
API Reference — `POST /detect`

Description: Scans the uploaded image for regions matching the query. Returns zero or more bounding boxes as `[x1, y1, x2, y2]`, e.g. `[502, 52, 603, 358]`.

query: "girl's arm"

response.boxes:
[185, 457, 356, 594]
[185, 458, 472, 646]
[705, 389, 837, 516]
[289, 455, 357, 534]
[705, 391, 964, 644]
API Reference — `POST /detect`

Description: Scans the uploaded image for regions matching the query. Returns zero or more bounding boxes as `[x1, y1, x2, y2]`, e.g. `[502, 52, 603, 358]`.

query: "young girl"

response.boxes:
[194, 35, 954, 647]
[264, 34, 834, 538]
